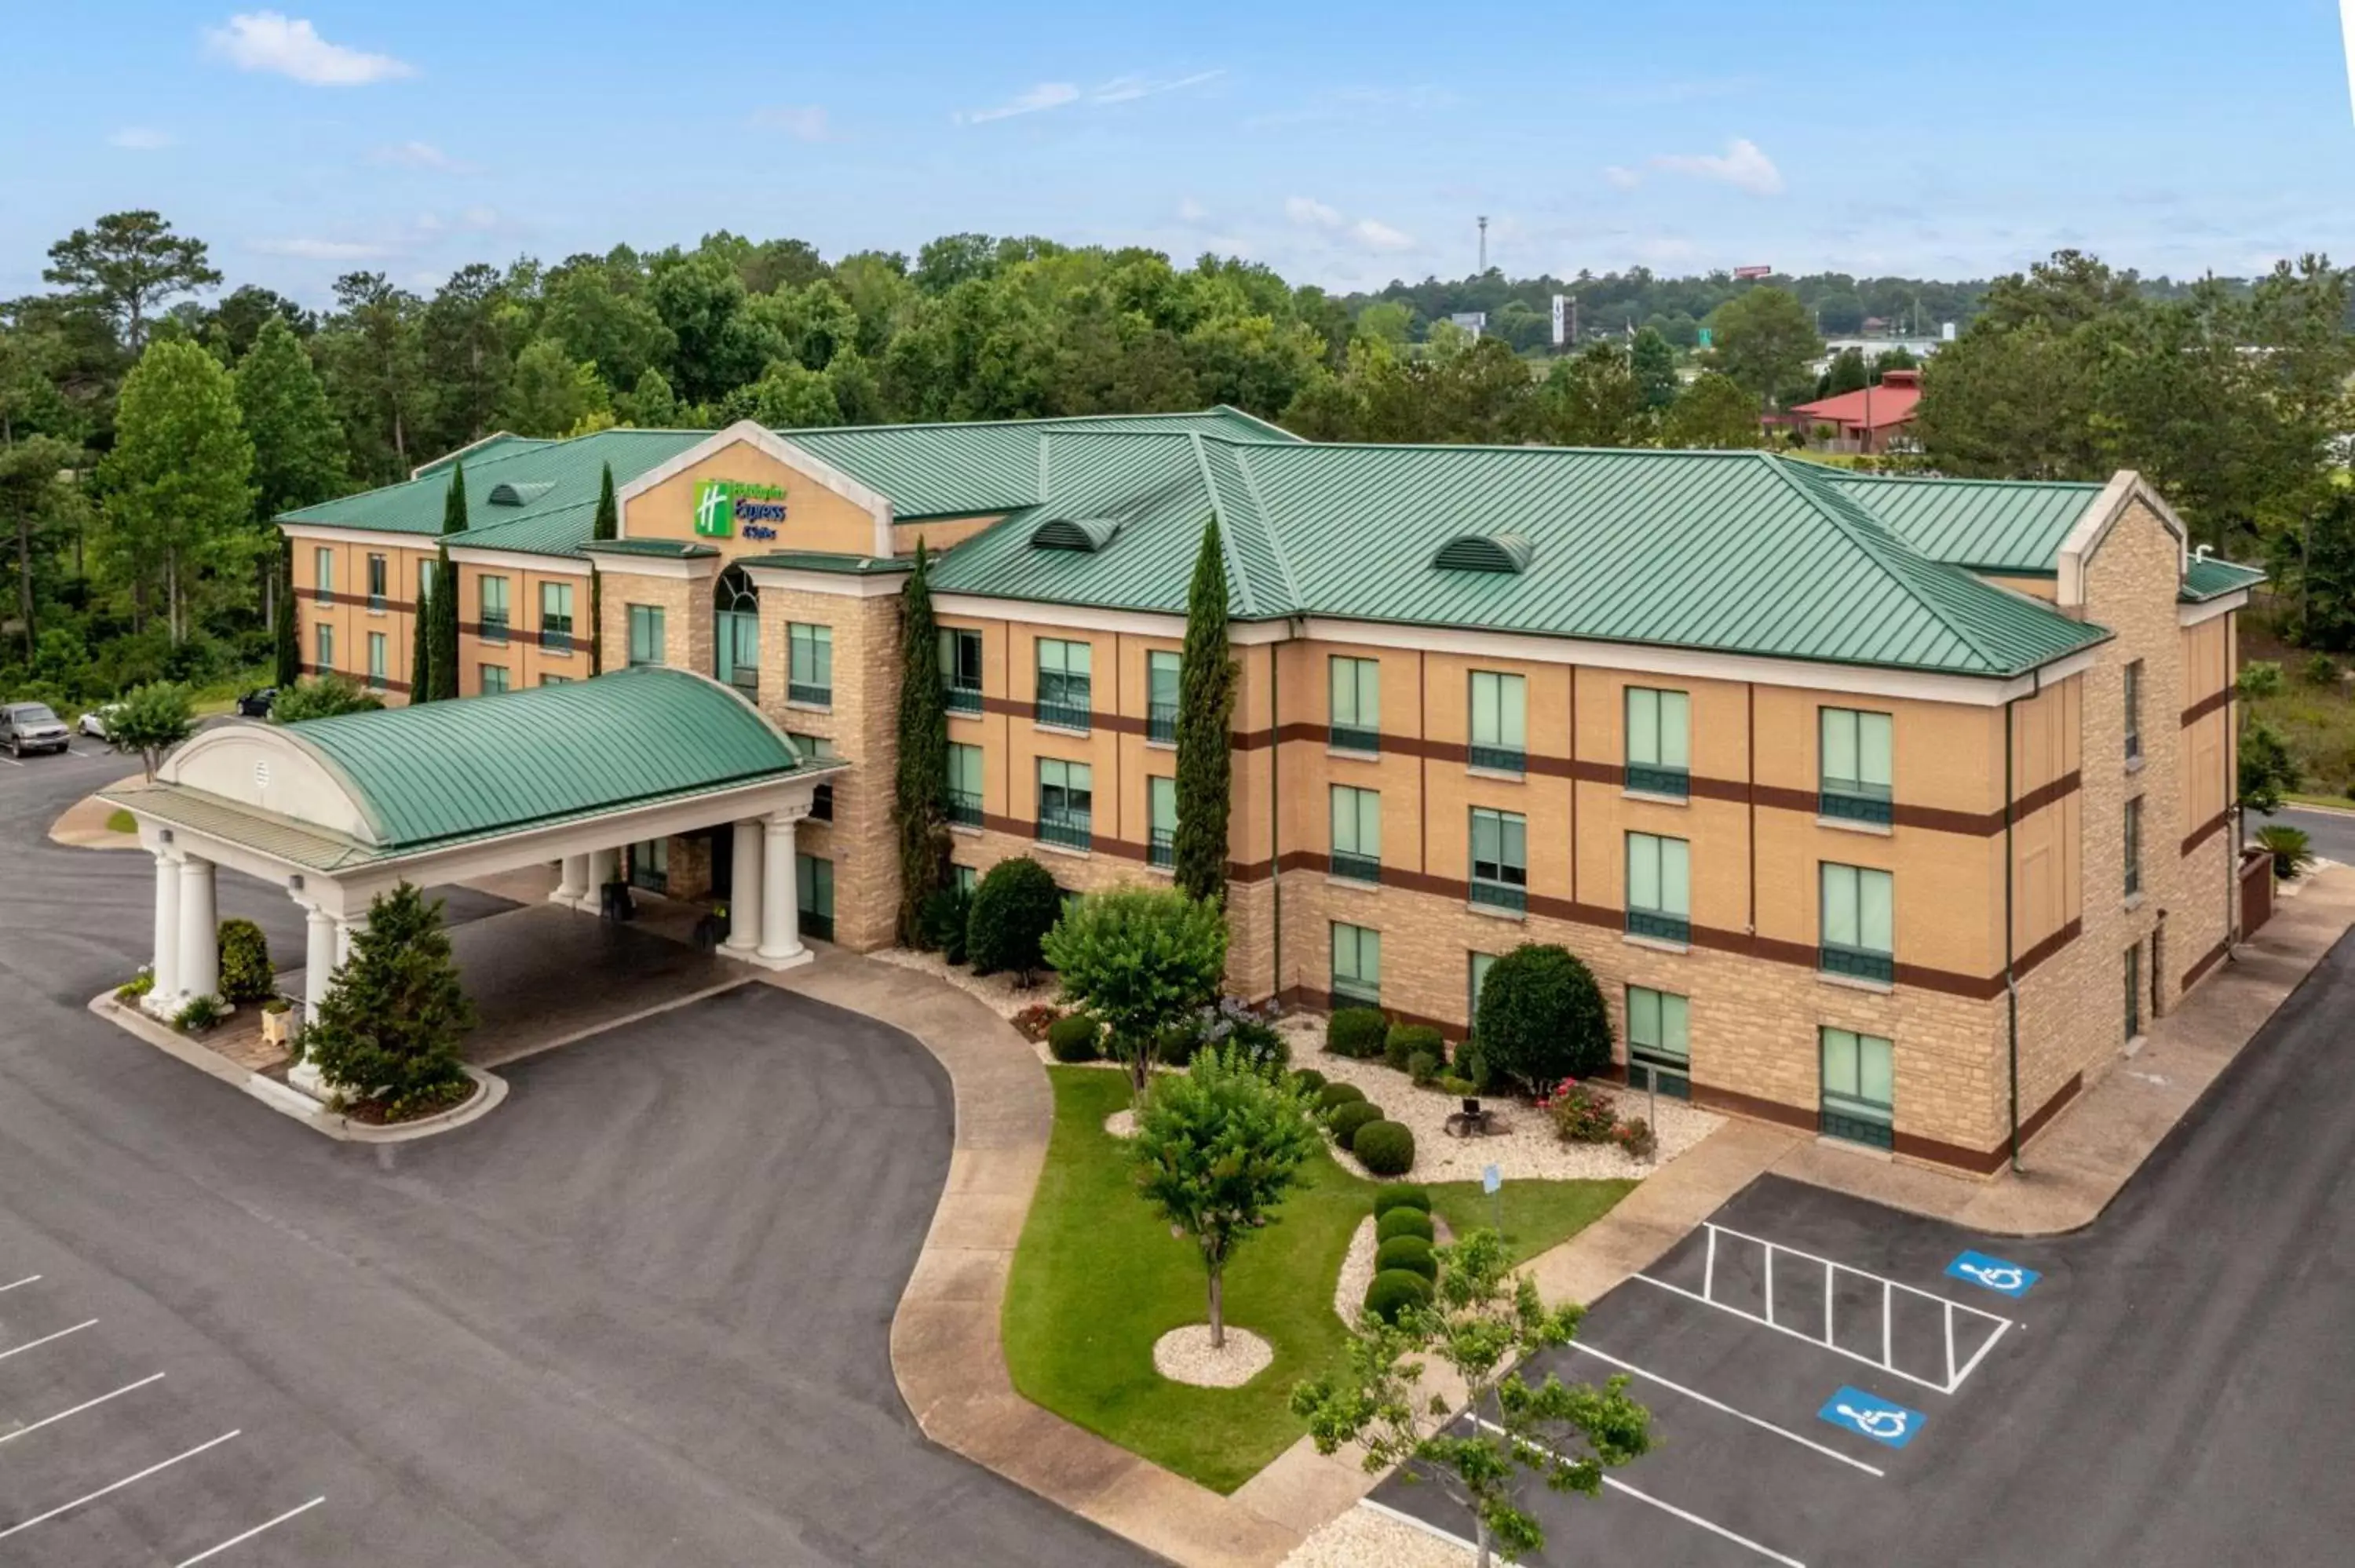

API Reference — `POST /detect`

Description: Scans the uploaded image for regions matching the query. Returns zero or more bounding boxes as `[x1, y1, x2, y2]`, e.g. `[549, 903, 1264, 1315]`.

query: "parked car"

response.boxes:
[78, 702, 122, 739]
[234, 687, 276, 718]
[0, 702, 71, 757]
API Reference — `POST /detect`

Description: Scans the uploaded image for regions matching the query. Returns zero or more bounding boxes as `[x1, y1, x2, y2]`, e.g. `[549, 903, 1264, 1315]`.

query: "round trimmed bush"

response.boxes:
[966, 856, 1064, 980]
[217, 917, 273, 1005]
[1407, 1050, 1442, 1085]
[1327, 1099, 1384, 1148]
[1364, 1267, 1433, 1325]
[1383, 1022, 1444, 1073]
[1315, 1081, 1367, 1113]
[1046, 1014, 1100, 1063]
[1326, 1007, 1388, 1059]
[1375, 1234, 1436, 1281]
[1452, 1039, 1492, 1092]
[1292, 1068, 1328, 1096]
[1371, 1185, 1430, 1218]
[1376, 1206, 1435, 1245]
[1353, 1120, 1415, 1176]
[1473, 943, 1612, 1092]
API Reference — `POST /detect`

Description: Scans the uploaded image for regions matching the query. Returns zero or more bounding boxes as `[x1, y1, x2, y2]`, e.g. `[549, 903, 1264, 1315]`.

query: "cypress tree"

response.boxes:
[1173, 517, 1236, 905]
[272, 538, 301, 688]
[408, 570, 433, 701]
[590, 461, 618, 674]
[593, 462, 618, 540]
[429, 546, 460, 699]
[892, 542, 951, 943]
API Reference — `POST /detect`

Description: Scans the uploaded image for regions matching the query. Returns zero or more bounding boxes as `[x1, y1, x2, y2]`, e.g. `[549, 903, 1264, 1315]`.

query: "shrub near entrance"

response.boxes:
[1473, 943, 1613, 1092]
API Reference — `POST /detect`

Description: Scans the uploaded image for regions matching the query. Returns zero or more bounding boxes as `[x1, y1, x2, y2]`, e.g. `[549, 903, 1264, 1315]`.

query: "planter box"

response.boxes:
[261, 1007, 292, 1048]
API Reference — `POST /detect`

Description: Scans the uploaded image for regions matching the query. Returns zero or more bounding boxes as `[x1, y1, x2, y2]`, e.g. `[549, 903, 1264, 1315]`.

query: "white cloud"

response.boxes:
[1651, 137, 1784, 196]
[1088, 68, 1222, 104]
[748, 104, 831, 140]
[959, 69, 1218, 124]
[1602, 165, 1642, 191]
[458, 206, 500, 232]
[371, 140, 471, 172]
[960, 82, 1080, 123]
[251, 236, 392, 261]
[1350, 217, 1415, 253]
[1285, 195, 1344, 230]
[1177, 196, 1210, 222]
[108, 126, 173, 151]
[204, 12, 414, 86]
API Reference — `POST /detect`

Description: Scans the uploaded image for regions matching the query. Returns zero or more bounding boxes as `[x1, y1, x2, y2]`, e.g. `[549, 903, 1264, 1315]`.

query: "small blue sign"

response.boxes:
[1945, 1249, 2040, 1299]
[1819, 1386, 1922, 1449]
[1481, 1164, 1502, 1195]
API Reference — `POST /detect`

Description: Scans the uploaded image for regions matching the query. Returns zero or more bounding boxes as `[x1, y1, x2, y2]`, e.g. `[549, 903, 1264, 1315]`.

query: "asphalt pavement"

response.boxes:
[0, 746, 1144, 1566]
[2255, 803, 2355, 867]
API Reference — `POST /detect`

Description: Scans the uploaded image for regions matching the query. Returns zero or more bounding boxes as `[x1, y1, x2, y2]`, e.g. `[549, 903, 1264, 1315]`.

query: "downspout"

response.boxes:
[2004, 689, 2022, 1175]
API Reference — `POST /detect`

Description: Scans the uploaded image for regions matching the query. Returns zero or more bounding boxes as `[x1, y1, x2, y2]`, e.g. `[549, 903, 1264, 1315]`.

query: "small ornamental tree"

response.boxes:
[1173, 517, 1236, 905]
[409, 569, 434, 701]
[216, 917, 273, 1004]
[302, 882, 476, 1113]
[1291, 1228, 1653, 1568]
[1131, 1044, 1318, 1349]
[108, 679, 193, 779]
[272, 673, 384, 723]
[965, 856, 1064, 986]
[893, 542, 951, 943]
[1473, 943, 1612, 1092]
[1042, 886, 1229, 1099]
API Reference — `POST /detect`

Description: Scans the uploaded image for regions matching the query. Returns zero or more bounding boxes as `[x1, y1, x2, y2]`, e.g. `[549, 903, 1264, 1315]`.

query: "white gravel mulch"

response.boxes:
[1104, 1109, 1136, 1139]
[1152, 1324, 1273, 1387]
[1282, 1015, 1722, 1184]
[870, 946, 1088, 1065]
[1280, 1503, 1473, 1568]
[1334, 1216, 1380, 1324]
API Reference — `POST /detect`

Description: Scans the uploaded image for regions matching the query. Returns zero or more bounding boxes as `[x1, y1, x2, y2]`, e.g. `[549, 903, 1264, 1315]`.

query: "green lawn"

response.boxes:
[1002, 1067, 1631, 1493]
[104, 808, 137, 834]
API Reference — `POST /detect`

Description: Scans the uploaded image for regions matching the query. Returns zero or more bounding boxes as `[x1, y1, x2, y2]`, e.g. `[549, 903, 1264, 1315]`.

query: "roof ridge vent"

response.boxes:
[1030, 516, 1123, 552]
[1431, 531, 1534, 574]
[487, 480, 557, 507]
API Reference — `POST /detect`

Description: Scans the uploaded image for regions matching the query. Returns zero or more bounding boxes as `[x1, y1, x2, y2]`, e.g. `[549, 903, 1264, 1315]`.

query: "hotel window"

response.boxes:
[1469, 951, 1498, 1026]
[2124, 943, 2142, 1039]
[1626, 832, 1691, 945]
[789, 733, 836, 820]
[418, 557, 438, 603]
[1468, 670, 1527, 774]
[954, 864, 978, 897]
[947, 742, 984, 827]
[1820, 862, 1895, 984]
[630, 837, 670, 893]
[1035, 638, 1091, 731]
[797, 853, 835, 942]
[366, 632, 389, 688]
[1146, 651, 1181, 744]
[1819, 707, 1894, 826]
[1820, 1027, 1895, 1149]
[1148, 776, 1177, 868]
[1627, 986, 1692, 1099]
[2124, 660, 2144, 764]
[715, 565, 759, 698]
[479, 664, 509, 695]
[1037, 757, 1093, 851]
[540, 582, 574, 653]
[2124, 796, 2143, 898]
[313, 547, 334, 597]
[315, 624, 334, 671]
[627, 604, 666, 668]
[1469, 807, 1528, 913]
[479, 574, 509, 644]
[1625, 687, 1691, 799]
[940, 627, 983, 714]
[788, 623, 832, 706]
[366, 553, 387, 611]
[1331, 922, 1382, 1005]
[541, 673, 572, 687]
[1330, 785, 1381, 884]
[1329, 656, 1381, 753]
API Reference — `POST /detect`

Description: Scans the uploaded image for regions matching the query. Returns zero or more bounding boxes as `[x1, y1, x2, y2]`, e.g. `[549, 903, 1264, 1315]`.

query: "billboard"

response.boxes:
[1732, 264, 1774, 280]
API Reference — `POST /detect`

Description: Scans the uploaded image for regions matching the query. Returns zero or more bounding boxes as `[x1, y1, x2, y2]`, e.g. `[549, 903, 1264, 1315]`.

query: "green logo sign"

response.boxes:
[692, 480, 787, 538]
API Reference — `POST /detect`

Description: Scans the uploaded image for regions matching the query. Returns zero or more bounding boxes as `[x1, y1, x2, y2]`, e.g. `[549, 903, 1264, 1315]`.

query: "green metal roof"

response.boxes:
[581, 538, 720, 559]
[2182, 556, 2266, 601]
[282, 428, 710, 538]
[1832, 473, 2105, 574]
[413, 433, 553, 479]
[736, 550, 914, 575]
[280, 667, 804, 849]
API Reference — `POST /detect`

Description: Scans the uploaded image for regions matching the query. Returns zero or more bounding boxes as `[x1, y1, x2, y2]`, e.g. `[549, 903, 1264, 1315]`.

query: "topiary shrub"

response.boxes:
[1364, 1267, 1433, 1325]
[1371, 1185, 1430, 1218]
[1326, 1006, 1388, 1059]
[1046, 1014, 1101, 1063]
[1292, 1067, 1327, 1096]
[1316, 1081, 1367, 1114]
[1451, 1039, 1492, 1092]
[1384, 1023, 1444, 1073]
[1327, 1100, 1385, 1148]
[1473, 943, 1612, 1092]
[1408, 1050, 1443, 1085]
[1376, 1206, 1435, 1245]
[1353, 1120, 1415, 1176]
[966, 856, 1064, 984]
[1375, 1234, 1437, 1281]
[217, 917, 273, 1004]
[918, 885, 973, 963]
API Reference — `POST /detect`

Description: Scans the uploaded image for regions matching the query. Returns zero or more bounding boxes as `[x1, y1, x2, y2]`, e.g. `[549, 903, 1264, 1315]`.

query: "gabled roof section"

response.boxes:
[411, 431, 549, 480]
[2182, 556, 2266, 602]
[283, 428, 710, 538]
[1834, 472, 2106, 574]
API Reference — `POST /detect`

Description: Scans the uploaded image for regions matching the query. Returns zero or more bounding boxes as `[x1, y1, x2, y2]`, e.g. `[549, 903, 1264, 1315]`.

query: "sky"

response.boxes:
[5, 2, 2355, 308]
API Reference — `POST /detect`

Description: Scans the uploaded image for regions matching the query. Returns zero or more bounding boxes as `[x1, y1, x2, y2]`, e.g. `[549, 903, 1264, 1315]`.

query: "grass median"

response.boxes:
[1002, 1066, 1631, 1493]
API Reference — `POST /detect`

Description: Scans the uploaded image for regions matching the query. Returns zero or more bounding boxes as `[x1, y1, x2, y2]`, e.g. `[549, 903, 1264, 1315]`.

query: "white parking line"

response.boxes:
[0, 1319, 98, 1363]
[0, 1274, 39, 1293]
[0, 1429, 240, 1541]
[0, 753, 20, 767]
[1569, 1343, 1885, 1477]
[173, 1496, 326, 1566]
[0, 1373, 166, 1447]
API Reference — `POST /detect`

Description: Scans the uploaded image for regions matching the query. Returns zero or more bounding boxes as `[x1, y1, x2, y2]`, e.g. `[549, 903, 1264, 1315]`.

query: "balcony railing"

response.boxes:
[1329, 724, 1380, 755]
[542, 623, 573, 655]
[788, 681, 831, 707]
[1627, 908, 1691, 945]
[1148, 827, 1174, 868]
[1820, 942, 1895, 985]
[1819, 785, 1893, 827]
[1625, 763, 1690, 800]
[948, 789, 983, 827]
[1038, 810, 1094, 851]
[1036, 680, 1092, 732]
[1329, 851, 1381, 884]
[1467, 742, 1526, 774]
[1147, 702, 1178, 744]
[1820, 1103, 1893, 1150]
[946, 683, 983, 716]
[480, 612, 509, 645]
[1470, 876, 1528, 914]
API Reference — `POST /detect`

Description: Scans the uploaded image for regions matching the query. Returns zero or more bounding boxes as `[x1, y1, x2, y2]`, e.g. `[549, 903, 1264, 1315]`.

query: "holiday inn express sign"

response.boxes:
[692, 479, 787, 540]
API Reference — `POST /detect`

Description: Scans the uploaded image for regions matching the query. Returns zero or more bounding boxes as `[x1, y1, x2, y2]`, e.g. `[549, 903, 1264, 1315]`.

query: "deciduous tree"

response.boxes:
[97, 340, 255, 643]
[1704, 286, 1821, 407]
[106, 679, 193, 779]
[1042, 887, 1230, 1099]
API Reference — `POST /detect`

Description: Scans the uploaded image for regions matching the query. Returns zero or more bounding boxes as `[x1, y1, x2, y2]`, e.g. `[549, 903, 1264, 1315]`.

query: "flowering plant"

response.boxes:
[1010, 1003, 1064, 1042]
[1536, 1077, 1619, 1144]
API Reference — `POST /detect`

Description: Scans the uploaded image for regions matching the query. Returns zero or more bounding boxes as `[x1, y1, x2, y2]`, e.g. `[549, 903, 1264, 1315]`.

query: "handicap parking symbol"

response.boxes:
[1945, 1249, 2040, 1299]
[1818, 1386, 1923, 1449]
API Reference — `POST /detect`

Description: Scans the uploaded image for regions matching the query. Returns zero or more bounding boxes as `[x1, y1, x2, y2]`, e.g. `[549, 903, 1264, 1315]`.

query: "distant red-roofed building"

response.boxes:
[1784, 368, 1924, 454]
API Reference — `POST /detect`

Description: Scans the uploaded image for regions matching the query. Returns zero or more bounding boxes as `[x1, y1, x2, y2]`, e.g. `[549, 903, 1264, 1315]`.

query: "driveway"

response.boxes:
[0, 750, 1144, 1565]
[2255, 803, 2355, 867]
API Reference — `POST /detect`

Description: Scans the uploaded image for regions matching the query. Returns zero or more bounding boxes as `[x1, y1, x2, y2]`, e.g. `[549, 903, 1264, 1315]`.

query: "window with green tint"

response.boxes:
[1820, 862, 1894, 983]
[1469, 670, 1527, 772]
[1037, 757, 1093, 849]
[418, 557, 437, 600]
[1330, 784, 1381, 883]
[940, 627, 983, 713]
[367, 631, 388, 686]
[947, 742, 984, 826]
[1330, 656, 1381, 753]
[479, 664, 509, 695]
[2123, 660, 2144, 762]
[540, 582, 574, 651]
[1147, 650, 1180, 743]
[1469, 951, 1498, 1024]
[1332, 922, 1381, 1004]
[789, 732, 836, 820]
[541, 673, 571, 686]
[788, 623, 832, 706]
[797, 852, 835, 941]
[315, 624, 334, 670]
[1148, 775, 1176, 868]
[479, 574, 509, 643]
[2123, 795, 2142, 897]
[1627, 986, 1691, 1098]
[313, 546, 334, 597]
[1470, 807, 1528, 912]
[367, 553, 386, 610]
[1820, 1026, 1894, 1147]
[954, 864, 977, 896]
[1820, 708, 1894, 826]
[626, 604, 665, 667]
[1036, 638, 1092, 731]
[1625, 687, 1691, 798]
[1626, 832, 1690, 943]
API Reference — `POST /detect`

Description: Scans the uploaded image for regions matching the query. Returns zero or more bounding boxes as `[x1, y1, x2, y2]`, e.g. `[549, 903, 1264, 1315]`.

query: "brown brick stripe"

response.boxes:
[2182, 808, 2232, 857]
[458, 621, 572, 651]
[302, 588, 414, 614]
[1691, 1070, 2082, 1175]
[2183, 935, 2231, 989]
[2180, 686, 2233, 726]
[298, 662, 409, 695]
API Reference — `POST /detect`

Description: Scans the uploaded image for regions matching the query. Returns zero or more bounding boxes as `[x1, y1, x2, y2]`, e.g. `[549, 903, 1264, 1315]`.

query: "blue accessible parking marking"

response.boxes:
[1946, 1249, 2041, 1299]
[1819, 1386, 1924, 1449]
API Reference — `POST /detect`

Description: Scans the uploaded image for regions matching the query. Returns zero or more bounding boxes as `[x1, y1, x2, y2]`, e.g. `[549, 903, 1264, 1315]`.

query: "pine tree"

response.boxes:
[301, 882, 476, 1112]
[408, 568, 433, 701]
[1173, 518, 1236, 904]
[893, 541, 951, 943]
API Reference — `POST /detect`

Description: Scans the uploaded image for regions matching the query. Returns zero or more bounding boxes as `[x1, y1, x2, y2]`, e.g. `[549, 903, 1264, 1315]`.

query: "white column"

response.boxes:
[303, 903, 338, 1023]
[553, 854, 590, 906]
[149, 850, 183, 1008]
[724, 820, 763, 955]
[588, 847, 619, 895]
[178, 853, 219, 1002]
[334, 913, 363, 967]
[758, 813, 806, 967]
